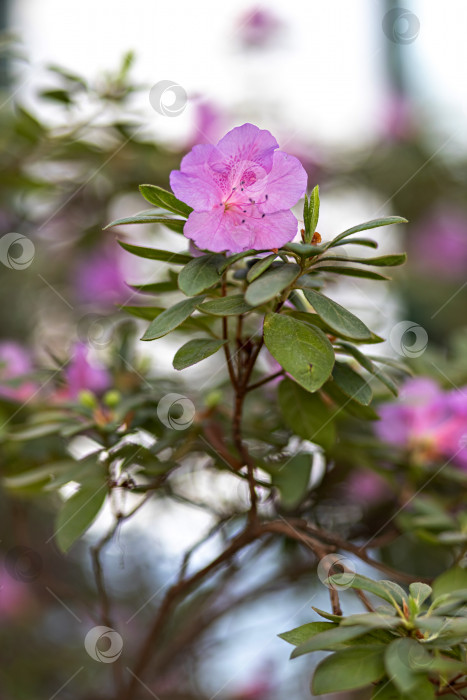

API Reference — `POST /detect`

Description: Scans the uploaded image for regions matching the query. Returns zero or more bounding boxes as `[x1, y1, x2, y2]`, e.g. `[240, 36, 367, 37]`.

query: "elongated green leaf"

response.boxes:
[432, 567, 467, 599]
[130, 278, 179, 295]
[263, 313, 335, 393]
[278, 378, 335, 449]
[314, 265, 391, 281]
[332, 237, 378, 249]
[385, 639, 429, 693]
[340, 613, 401, 630]
[105, 213, 185, 232]
[118, 240, 191, 265]
[304, 185, 320, 242]
[292, 625, 371, 657]
[311, 646, 386, 694]
[372, 678, 436, 700]
[120, 305, 163, 320]
[246, 253, 277, 282]
[312, 607, 342, 622]
[279, 621, 336, 646]
[303, 288, 373, 341]
[55, 481, 107, 553]
[337, 342, 399, 394]
[270, 453, 312, 509]
[139, 184, 193, 218]
[328, 573, 397, 605]
[198, 295, 254, 316]
[141, 296, 205, 340]
[332, 361, 373, 406]
[322, 253, 407, 267]
[327, 217, 408, 248]
[219, 249, 257, 271]
[245, 263, 300, 306]
[323, 380, 380, 420]
[409, 582, 432, 607]
[173, 338, 226, 370]
[178, 254, 224, 296]
[3, 461, 75, 491]
[282, 242, 325, 256]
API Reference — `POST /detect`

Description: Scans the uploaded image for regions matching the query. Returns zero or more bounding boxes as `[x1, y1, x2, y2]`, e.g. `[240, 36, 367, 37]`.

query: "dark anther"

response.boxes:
[261, 214, 265, 218]
[265, 194, 268, 200]
[242, 219, 245, 223]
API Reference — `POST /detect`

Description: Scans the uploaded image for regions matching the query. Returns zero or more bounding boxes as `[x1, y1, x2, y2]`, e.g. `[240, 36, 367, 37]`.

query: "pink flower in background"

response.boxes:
[345, 469, 389, 505]
[412, 207, 467, 278]
[376, 378, 467, 468]
[73, 244, 128, 307]
[238, 8, 283, 49]
[56, 343, 110, 400]
[380, 92, 415, 142]
[0, 342, 38, 403]
[170, 123, 307, 253]
[0, 569, 31, 620]
[187, 99, 227, 147]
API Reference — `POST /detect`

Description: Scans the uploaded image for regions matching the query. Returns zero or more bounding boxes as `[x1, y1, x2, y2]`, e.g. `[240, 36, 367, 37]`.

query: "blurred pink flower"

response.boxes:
[412, 207, 467, 277]
[73, 244, 128, 307]
[380, 92, 416, 142]
[0, 342, 38, 403]
[170, 123, 307, 253]
[238, 7, 283, 48]
[0, 569, 30, 620]
[345, 469, 389, 505]
[231, 663, 275, 699]
[188, 99, 227, 147]
[376, 378, 467, 468]
[54, 343, 111, 401]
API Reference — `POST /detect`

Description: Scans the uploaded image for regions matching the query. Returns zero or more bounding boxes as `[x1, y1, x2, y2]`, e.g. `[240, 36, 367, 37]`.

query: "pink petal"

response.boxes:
[170, 144, 224, 210]
[261, 151, 308, 213]
[184, 208, 242, 253]
[243, 208, 299, 250]
[216, 123, 278, 173]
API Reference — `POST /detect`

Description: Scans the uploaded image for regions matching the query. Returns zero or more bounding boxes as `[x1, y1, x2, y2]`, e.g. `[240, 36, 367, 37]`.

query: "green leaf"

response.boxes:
[106, 213, 185, 232]
[198, 295, 254, 316]
[55, 481, 107, 553]
[173, 338, 226, 370]
[263, 313, 335, 393]
[278, 378, 335, 449]
[432, 567, 467, 599]
[282, 242, 325, 257]
[246, 253, 277, 282]
[302, 288, 373, 341]
[279, 621, 336, 646]
[332, 361, 373, 406]
[385, 639, 430, 693]
[340, 612, 400, 630]
[311, 646, 386, 694]
[130, 277, 179, 295]
[327, 216, 408, 248]
[409, 582, 432, 608]
[139, 184, 193, 218]
[270, 453, 312, 509]
[292, 625, 371, 657]
[120, 305, 163, 321]
[118, 240, 191, 265]
[323, 380, 380, 420]
[3, 461, 75, 491]
[245, 264, 300, 306]
[219, 250, 257, 271]
[332, 237, 378, 249]
[322, 253, 407, 267]
[141, 296, 205, 340]
[372, 679, 436, 700]
[312, 606, 343, 622]
[328, 573, 398, 605]
[178, 254, 225, 296]
[314, 265, 391, 280]
[303, 185, 320, 243]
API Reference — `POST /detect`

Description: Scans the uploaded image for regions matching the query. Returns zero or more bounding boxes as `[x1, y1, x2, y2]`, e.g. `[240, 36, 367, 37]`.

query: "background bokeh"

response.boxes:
[1, 1, 467, 699]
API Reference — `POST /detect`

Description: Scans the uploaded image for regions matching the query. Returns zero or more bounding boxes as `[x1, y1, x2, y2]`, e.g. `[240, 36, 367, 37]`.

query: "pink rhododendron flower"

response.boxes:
[170, 123, 307, 254]
[238, 8, 283, 49]
[376, 378, 467, 468]
[412, 206, 467, 278]
[345, 469, 389, 505]
[0, 342, 38, 403]
[53, 343, 111, 401]
[73, 244, 128, 308]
